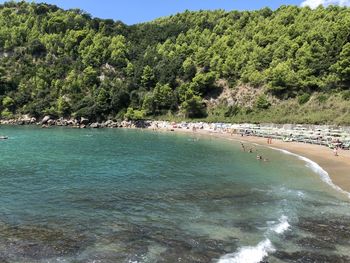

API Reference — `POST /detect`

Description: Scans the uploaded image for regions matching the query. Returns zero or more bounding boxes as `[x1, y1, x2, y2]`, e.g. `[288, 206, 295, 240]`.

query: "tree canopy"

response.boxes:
[0, 2, 350, 123]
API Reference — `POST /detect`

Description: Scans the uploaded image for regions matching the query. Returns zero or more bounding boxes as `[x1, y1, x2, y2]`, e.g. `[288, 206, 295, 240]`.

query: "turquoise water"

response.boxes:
[0, 126, 349, 263]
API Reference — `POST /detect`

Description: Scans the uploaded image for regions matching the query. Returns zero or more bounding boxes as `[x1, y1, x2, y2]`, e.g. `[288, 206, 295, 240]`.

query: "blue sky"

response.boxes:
[1, 0, 348, 24]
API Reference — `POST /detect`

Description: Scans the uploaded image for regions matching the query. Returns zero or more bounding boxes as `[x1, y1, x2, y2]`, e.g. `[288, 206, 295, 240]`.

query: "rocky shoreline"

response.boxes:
[0, 115, 151, 129]
[1, 116, 350, 147]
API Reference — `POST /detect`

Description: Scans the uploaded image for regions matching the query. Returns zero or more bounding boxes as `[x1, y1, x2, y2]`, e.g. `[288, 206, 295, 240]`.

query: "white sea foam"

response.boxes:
[218, 216, 290, 263]
[271, 215, 290, 234]
[296, 190, 305, 197]
[268, 146, 350, 199]
[217, 239, 275, 263]
[218, 142, 350, 263]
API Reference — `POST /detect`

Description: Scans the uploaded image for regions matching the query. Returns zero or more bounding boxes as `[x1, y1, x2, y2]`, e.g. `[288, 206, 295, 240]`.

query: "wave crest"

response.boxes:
[217, 239, 275, 263]
[268, 146, 350, 199]
[217, 215, 289, 263]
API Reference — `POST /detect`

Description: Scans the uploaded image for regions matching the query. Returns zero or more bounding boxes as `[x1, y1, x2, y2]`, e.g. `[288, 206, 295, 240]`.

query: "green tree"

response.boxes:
[267, 61, 298, 97]
[2, 96, 15, 112]
[141, 65, 155, 89]
[191, 72, 216, 95]
[254, 94, 271, 110]
[109, 35, 128, 67]
[95, 88, 110, 114]
[124, 107, 145, 120]
[182, 57, 196, 81]
[332, 43, 350, 86]
[142, 93, 155, 115]
[180, 93, 206, 118]
[153, 83, 175, 111]
[57, 96, 71, 117]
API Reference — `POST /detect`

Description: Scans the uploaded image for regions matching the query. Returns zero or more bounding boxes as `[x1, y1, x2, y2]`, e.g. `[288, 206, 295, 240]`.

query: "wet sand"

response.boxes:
[157, 127, 350, 194]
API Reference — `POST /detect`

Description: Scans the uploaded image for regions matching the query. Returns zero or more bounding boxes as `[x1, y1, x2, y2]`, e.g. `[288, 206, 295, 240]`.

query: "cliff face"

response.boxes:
[0, 2, 350, 123]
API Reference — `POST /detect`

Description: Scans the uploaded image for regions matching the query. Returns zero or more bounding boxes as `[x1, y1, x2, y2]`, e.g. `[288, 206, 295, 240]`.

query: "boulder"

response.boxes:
[104, 120, 113, 127]
[80, 117, 89, 125]
[41, 115, 51, 124]
[47, 119, 55, 126]
[20, 115, 32, 124]
[90, 122, 100, 128]
[57, 118, 69, 126]
[110, 122, 118, 128]
[67, 119, 78, 126]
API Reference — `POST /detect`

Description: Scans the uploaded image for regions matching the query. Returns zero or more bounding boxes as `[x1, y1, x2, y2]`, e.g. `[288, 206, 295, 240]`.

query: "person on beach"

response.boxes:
[241, 143, 246, 152]
[256, 155, 262, 160]
[248, 148, 253, 153]
[334, 147, 339, 156]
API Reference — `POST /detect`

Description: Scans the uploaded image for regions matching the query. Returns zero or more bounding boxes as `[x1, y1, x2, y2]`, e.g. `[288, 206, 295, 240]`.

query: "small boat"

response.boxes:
[0, 136, 8, 140]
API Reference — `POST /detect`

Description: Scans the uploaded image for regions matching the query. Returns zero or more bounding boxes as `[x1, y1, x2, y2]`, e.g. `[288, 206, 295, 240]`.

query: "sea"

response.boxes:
[0, 126, 349, 263]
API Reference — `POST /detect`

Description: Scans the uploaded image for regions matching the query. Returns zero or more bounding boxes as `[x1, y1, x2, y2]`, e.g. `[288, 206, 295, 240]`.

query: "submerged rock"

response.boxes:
[274, 251, 350, 263]
[297, 217, 350, 245]
[0, 224, 93, 261]
[297, 237, 336, 250]
[102, 223, 235, 263]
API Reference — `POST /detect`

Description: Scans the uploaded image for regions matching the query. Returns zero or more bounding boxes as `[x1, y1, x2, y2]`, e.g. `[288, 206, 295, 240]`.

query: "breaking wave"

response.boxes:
[268, 147, 350, 199]
[217, 215, 290, 263]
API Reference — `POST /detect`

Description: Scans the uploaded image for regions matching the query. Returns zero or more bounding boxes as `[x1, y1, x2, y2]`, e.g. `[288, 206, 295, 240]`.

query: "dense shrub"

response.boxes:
[298, 93, 311, 105]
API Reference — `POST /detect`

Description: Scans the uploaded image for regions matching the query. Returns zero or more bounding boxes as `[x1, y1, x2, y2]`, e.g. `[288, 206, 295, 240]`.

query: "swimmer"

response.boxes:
[240, 143, 246, 151]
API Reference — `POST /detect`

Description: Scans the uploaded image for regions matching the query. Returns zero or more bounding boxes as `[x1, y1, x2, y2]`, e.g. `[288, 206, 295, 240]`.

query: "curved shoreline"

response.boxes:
[2, 123, 350, 197]
[156, 127, 350, 196]
[267, 146, 350, 199]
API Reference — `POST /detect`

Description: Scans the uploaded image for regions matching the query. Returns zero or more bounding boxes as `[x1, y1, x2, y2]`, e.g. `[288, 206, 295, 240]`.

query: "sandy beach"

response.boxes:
[160, 127, 350, 194]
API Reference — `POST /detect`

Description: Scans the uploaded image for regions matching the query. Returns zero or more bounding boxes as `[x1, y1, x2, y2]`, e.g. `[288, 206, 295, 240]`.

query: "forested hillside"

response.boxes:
[1, 1, 350, 123]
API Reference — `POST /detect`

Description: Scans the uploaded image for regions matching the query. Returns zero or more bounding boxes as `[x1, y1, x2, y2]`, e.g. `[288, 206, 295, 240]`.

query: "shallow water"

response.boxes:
[0, 126, 349, 263]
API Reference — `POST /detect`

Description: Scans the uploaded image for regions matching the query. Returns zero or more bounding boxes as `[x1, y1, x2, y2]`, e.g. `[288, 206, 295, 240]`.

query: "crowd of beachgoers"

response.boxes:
[1, 115, 350, 151]
[148, 121, 350, 150]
